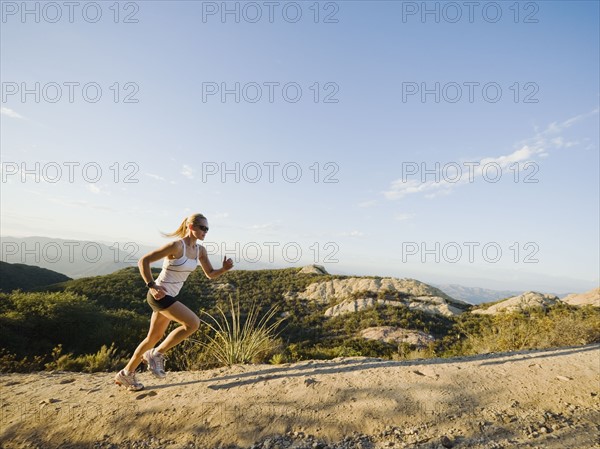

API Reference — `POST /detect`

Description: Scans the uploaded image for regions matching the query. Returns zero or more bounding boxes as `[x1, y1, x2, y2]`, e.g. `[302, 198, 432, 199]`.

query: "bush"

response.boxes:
[446, 304, 600, 355]
[45, 343, 129, 372]
[0, 348, 45, 373]
[197, 295, 287, 366]
[269, 352, 289, 365]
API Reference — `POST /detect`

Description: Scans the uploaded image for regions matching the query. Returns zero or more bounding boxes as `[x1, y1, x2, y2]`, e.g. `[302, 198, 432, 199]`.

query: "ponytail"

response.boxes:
[161, 213, 206, 238]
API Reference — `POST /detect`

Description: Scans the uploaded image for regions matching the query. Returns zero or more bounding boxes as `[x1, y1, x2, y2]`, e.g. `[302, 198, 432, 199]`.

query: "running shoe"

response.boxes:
[142, 348, 167, 379]
[114, 369, 144, 391]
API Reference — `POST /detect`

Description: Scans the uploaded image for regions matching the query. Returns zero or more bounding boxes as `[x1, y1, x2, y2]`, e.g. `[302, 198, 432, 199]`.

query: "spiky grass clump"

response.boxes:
[198, 296, 286, 366]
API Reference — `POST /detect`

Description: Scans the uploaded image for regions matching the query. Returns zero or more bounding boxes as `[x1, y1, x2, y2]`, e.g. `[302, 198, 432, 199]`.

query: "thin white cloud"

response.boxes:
[86, 184, 110, 195]
[383, 109, 598, 201]
[340, 230, 365, 237]
[560, 108, 598, 129]
[550, 137, 581, 149]
[384, 144, 538, 200]
[181, 165, 195, 179]
[241, 221, 284, 236]
[358, 200, 378, 208]
[394, 213, 416, 221]
[146, 173, 166, 181]
[250, 221, 281, 231]
[48, 196, 115, 211]
[1, 107, 25, 119]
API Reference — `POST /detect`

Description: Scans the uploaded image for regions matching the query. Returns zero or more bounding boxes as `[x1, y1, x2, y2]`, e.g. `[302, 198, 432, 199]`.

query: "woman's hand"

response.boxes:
[222, 256, 234, 271]
[150, 285, 167, 300]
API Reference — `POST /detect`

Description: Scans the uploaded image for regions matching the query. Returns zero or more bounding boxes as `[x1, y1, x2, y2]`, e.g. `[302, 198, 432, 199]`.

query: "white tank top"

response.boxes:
[155, 239, 200, 297]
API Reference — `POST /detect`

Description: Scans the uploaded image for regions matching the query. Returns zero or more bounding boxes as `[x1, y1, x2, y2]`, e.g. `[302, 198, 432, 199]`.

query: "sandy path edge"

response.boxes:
[1, 344, 599, 449]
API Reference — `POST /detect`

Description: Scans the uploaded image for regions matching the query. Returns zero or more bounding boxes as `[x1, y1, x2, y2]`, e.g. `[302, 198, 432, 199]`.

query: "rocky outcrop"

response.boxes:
[324, 296, 466, 317]
[298, 265, 329, 275]
[472, 291, 559, 315]
[296, 277, 469, 317]
[359, 326, 435, 348]
[301, 278, 457, 303]
[561, 288, 600, 307]
[325, 298, 403, 317]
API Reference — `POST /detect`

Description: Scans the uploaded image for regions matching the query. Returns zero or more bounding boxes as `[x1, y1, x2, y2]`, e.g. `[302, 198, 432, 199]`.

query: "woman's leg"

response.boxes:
[154, 302, 200, 354]
[124, 311, 171, 372]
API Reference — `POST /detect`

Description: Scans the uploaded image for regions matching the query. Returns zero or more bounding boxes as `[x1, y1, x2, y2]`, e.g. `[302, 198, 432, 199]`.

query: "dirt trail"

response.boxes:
[1, 344, 599, 448]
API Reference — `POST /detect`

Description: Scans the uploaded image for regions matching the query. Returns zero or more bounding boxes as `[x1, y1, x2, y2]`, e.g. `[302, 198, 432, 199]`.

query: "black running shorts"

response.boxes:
[146, 290, 178, 312]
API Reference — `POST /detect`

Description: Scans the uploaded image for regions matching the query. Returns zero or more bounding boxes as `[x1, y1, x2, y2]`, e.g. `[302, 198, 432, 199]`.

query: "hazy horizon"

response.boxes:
[1, 233, 595, 295]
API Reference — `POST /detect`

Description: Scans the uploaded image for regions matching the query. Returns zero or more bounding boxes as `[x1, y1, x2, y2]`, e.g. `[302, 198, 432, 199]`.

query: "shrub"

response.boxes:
[197, 295, 287, 366]
[446, 304, 600, 355]
[0, 348, 45, 373]
[44, 343, 129, 372]
[269, 353, 289, 365]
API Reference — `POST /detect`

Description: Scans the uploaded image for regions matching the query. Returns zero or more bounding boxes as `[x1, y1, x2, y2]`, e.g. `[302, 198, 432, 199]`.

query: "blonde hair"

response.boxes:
[161, 213, 207, 238]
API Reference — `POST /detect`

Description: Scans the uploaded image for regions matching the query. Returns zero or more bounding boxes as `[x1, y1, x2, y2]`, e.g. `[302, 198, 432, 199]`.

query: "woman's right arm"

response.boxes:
[138, 242, 178, 298]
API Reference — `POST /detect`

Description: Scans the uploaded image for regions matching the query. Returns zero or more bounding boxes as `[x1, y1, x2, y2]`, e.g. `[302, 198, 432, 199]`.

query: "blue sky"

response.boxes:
[1, 1, 598, 292]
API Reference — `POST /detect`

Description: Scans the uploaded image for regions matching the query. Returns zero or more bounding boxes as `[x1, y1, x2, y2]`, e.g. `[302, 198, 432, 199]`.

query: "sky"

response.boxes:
[1, 0, 599, 293]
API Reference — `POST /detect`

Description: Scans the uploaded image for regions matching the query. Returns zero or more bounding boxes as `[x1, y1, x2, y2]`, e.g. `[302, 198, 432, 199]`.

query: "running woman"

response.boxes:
[115, 213, 234, 391]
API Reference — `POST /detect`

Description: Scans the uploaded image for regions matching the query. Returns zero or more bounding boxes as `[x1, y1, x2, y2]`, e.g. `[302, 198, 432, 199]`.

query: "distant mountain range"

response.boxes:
[0, 236, 157, 278]
[0, 236, 278, 279]
[431, 283, 571, 304]
[430, 284, 523, 304]
[0, 236, 576, 302]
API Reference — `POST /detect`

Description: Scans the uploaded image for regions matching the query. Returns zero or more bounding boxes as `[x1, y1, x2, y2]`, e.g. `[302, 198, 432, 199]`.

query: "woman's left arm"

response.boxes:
[198, 245, 234, 279]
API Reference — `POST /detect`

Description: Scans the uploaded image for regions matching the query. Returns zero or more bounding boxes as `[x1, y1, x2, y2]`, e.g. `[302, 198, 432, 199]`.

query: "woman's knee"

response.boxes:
[184, 316, 200, 333]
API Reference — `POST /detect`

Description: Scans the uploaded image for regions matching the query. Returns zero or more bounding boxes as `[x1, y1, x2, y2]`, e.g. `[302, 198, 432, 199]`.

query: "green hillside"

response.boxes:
[1, 266, 598, 372]
[0, 261, 72, 293]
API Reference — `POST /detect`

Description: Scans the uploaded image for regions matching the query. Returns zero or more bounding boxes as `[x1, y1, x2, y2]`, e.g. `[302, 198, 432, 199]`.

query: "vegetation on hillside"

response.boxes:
[0, 266, 598, 372]
[0, 261, 71, 293]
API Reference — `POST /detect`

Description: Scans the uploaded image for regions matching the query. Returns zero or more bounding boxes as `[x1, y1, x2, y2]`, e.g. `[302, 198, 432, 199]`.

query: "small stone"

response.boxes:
[304, 378, 317, 387]
[440, 435, 453, 448]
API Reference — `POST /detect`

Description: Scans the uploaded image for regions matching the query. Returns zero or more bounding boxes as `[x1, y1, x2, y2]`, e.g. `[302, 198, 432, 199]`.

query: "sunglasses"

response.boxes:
[195, 224, 209, 232]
